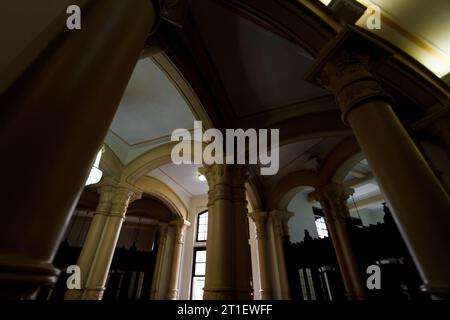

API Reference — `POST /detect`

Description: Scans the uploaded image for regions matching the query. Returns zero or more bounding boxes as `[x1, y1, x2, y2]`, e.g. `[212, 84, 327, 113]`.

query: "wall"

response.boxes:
[287, 190, 319, 243]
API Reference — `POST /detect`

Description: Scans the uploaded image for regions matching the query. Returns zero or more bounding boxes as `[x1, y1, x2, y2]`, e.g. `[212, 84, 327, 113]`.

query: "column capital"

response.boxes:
[309, 183, 354, 221]
[248, 211, 268, 239]
[306, 27, 391, 124]
[200, 164, 249, 204]
[170, 218, 191, 244]
[269, 210, 294, 237]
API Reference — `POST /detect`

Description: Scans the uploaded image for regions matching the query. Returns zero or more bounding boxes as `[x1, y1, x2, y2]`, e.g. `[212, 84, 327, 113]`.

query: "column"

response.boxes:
[309, 184, 367, 300]
[82, 185, 141, 300]
[150, 223, 169, 300]
[307, 29, 450, 299]
[248, 211, 273, 299]
[65, 185, 115, 300]
[0, 0, 157, 299]
[269, 210, 293, 300]
[167, 219, 190, 300]
[200, 164, 253, 300]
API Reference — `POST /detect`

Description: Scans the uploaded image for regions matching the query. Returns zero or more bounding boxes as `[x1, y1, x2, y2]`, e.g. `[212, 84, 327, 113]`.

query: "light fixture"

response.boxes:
[85, 145, 105, 186]
[197, 173, 206, 182]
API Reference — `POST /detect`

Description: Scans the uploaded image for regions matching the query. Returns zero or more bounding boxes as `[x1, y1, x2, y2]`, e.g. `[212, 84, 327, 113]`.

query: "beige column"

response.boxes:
[309, 184, 367, 300]
[65, 185, 115, 300]
[307, 31, 450, 299]
[0, 0, 157, 299]
[248, 211, 273, 299]
[269, 210, 293, 300]
[150, 223, 169, 300]
[82, 185, 141, 300]
[200, 164, 253, 300]
[167, 219, 190, 300]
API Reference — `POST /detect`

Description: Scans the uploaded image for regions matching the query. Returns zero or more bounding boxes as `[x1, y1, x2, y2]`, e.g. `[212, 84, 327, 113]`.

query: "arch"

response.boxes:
[267, 170, 321, 211]
[267, 137, 362, 210]
[134, 175, 188, 219]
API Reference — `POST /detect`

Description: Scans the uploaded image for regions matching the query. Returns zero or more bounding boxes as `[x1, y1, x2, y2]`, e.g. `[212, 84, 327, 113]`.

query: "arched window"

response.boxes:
[196, 211, 208, 242]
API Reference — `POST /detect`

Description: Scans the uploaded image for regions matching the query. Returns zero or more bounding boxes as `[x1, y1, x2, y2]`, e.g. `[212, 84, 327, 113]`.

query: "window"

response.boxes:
[315, 216, 329, 239]
[196, 211, 208, 242]
[191, 248, 206, 300]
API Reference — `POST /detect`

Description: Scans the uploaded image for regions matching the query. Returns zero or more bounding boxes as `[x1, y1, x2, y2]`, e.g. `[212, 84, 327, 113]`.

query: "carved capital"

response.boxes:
[309, 184, 353, 221]
[157, 223, 169, 247]
[171, 219, 190, 244]
[248, 211, 268, 239]
[109, 185, 142, 218]
[269, 210, 294, 238]
[320, 52, 389, 123]
[306, 27, 391, 124]
[200, 164, 249, 204]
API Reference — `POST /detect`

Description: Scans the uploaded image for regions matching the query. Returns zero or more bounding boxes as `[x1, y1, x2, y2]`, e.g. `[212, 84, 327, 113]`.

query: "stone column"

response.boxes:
[248, 211, 273, 299]
[150, 223, 169, 300]
[309, 184, 367, 300]
[82, 185, 141, 300]
[200, 164, 253, 300]
[269, 210, 293, 300]
[65, 185, 115, 300]
[167, 219, 190, 300]
[0, 0, 157, 299]
[307, 30, 450, 299]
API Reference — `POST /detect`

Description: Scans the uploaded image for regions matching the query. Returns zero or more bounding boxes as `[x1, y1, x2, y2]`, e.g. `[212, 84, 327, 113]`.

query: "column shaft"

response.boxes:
[248, 211, 272, 299]
[200, 165, 253, 300]
[309, 42, 450, 298]
[82, 186, 140, 300]
[269, 210, 292, 300]
[150, 224, 168, 300]
[167, 220, 190, 300]
[309, 184, 367, 300]
[0, 0, 156, 299]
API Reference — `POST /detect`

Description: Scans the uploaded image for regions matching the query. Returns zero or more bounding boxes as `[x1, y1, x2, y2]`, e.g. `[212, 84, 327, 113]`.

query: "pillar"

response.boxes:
[248, 211, 273, 299]
[309, 184, 367, 300]
[269, 210, 293, 300]
[200, 164, 253, 300]
[150, 223, 169, 300]
[82, 185, 141, 300]
[167, 219, 190, 300]
[0, 0, 157, 299]
[307, 28, 450, 299]
[64, 185, 115, 300]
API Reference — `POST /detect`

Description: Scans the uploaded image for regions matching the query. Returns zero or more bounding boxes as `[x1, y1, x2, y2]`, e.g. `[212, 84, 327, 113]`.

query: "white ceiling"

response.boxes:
[148, 163, 208, 197]
[105, 58, 196, 164]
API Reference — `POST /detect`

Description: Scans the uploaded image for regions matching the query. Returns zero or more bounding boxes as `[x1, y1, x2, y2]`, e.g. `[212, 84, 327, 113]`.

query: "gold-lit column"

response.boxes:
[167, 219, 190, 300]
[150, 223, 169, 300]
[200, 164, 253, 300]
[309, 184, 367, 300]
[248, 211, 273, 299]
[0, 0, 157, 299]
[65, 185, 115, 300]
[307, 31, 450, 298]
[82, 186, 141, 300]
[231, 167, 253, 300]
[269, 210, 293, 300]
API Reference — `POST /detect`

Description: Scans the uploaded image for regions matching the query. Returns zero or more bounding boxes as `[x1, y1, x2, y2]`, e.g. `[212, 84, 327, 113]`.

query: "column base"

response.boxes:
[203, 288, 253, 300]
[167, 289, 178, 300]
[82, 287, 105, 300]
[0, 255, 59, 299]
[64, 289, 84, 300]
[421, 284, 450, 300]
[259, 289, 272, 300]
